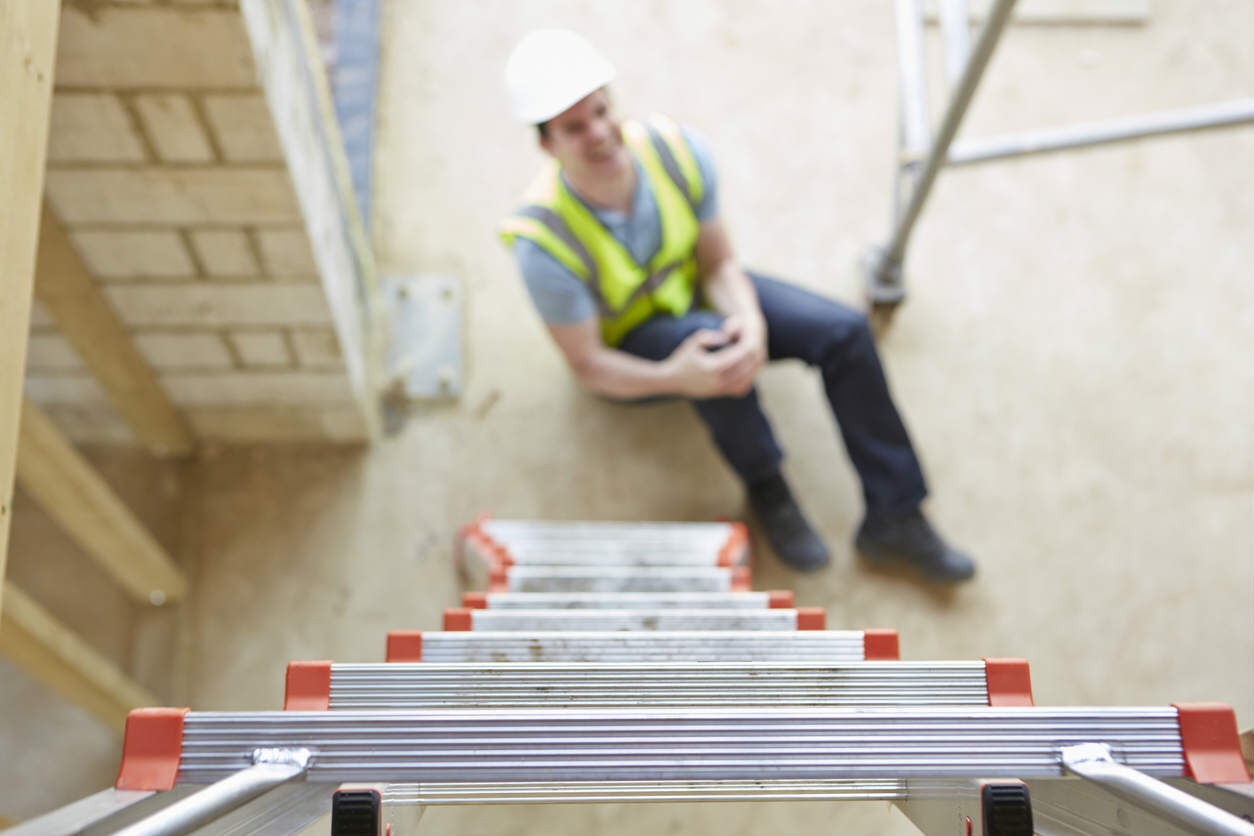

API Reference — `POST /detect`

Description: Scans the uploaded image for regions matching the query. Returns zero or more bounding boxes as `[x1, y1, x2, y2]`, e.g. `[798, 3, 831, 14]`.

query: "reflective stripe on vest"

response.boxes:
[500, 116, 704, 346]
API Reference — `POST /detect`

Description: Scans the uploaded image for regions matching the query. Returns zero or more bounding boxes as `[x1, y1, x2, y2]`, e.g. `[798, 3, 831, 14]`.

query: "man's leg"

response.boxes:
[618, 309, 829, 570]
[749, 271, 974, 582]
[750, 272, 927, 514]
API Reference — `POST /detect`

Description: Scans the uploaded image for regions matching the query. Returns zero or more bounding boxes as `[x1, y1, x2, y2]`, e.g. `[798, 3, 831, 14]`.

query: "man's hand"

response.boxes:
[717, 313, 768, 396]
[664, 315, 768, 399]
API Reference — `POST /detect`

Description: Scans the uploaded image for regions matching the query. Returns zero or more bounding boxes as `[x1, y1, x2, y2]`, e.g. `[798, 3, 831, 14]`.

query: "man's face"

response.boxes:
[539, 89, 630, 179]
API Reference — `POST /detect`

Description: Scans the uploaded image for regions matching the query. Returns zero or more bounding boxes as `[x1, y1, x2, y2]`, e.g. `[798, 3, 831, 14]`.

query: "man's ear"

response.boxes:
[538, 134, 553, 157]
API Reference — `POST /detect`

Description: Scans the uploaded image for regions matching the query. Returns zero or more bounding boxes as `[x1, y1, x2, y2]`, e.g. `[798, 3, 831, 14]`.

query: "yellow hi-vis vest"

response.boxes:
[500, 114, 706, 347]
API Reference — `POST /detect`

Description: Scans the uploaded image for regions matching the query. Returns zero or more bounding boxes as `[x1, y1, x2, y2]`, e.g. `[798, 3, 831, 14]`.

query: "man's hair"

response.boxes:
[536, 121, 550, 140]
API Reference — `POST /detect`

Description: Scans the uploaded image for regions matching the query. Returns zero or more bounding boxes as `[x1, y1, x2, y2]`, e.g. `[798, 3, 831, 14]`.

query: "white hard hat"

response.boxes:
[504, 29, 616, 125]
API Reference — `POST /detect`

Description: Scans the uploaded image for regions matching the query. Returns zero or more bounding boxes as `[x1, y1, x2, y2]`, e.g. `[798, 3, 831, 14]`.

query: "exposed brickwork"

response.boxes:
[33, 0, 375, 442]
[68, 230, 196, 279]
[25, 335, 85, 372]
[24, 375, 113, 405]
[255, 227, 319, 276]
[189, 229, 259, 276]
[228, 330, 293, 367]
[290, 327, 344, 369]
[133, 94, 216, 162]
[47, 94, 146, 163]
[39, 403, 139, 445]
[134, 333, 234, 370]
[203, 94, 285, 162]
[102, 284, 333, 327]
[45, 168, 301, 225]
[161, 371, 356, 406]
[55, 6, 258, 88]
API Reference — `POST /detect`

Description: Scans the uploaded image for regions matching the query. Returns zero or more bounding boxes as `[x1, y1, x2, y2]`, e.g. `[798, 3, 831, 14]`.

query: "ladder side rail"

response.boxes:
[114, 749, 311, 836]
[1060, 743, 1254, 836]
[1028, 777, 1254, 836]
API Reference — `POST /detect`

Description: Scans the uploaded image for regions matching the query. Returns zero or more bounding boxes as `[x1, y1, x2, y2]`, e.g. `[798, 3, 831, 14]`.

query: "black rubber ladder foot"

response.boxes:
[982, 783, 1033, 836]
[331, 788, 382, 836]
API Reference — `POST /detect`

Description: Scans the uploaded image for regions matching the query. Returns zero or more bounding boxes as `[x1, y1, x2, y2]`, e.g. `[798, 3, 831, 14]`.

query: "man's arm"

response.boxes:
[693, 217, 768, 396]
[546, 316, 734, 401]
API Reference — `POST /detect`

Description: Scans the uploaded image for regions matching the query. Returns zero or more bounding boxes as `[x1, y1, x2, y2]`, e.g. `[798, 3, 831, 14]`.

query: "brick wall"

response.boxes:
[27, 1, 376, 444]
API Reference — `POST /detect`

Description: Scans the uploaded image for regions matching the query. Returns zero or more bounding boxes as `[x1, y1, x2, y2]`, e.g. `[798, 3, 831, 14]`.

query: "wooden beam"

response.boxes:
[34, 201, 197, 457]
[16, 399, 188, 605]
[1, 0, 62, 620]
[0, 582, 157, 735]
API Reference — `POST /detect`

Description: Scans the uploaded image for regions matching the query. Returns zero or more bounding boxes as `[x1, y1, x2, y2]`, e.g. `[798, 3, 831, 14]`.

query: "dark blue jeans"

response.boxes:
[617, 271, 928, 516]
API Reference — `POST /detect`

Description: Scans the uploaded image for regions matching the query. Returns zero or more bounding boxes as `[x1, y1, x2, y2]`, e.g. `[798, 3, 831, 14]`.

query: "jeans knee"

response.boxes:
[847, 312, 874, 346]
[820, 310, 875, 367]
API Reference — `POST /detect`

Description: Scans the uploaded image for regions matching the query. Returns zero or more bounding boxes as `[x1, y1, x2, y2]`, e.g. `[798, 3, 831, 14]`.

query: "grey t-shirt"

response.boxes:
[512, 127, 718, 325]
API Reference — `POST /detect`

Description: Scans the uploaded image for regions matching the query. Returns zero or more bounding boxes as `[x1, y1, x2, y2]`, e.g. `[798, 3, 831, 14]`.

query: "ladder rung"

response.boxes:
[382, 630, 899, 663]
[463, 590, 793, 609]
[442, 607, 826, 632]
[490, 565, 751, 593]
[281, 660, 1032, 710]
[383, 778, 910, 804]
[463, 519, 751, 572]
[482, 519, 740, 542]
[129, 706, 1194, 787]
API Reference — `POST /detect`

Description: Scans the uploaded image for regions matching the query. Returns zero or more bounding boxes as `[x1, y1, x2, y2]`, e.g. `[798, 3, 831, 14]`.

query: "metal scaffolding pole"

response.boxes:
[894, 0, 932, 157]
[864, 0, 1018, 305]
[938, 0, 971, 88]
[941, 98, 1254, 166]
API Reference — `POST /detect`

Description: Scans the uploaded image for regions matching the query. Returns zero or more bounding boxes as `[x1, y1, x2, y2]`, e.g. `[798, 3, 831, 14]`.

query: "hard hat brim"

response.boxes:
[505, 29, 617, 124]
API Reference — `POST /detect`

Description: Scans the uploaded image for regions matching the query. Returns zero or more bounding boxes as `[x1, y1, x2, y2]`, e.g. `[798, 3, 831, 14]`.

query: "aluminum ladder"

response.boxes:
[14, 515, 1253, 836]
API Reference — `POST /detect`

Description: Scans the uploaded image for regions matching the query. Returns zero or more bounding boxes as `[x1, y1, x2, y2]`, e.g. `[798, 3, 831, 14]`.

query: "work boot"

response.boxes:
[747, 474, 831, 571]
[855, 508, 975, 583]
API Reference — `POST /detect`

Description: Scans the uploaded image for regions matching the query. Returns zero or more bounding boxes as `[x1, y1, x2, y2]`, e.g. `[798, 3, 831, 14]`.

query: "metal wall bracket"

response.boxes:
[381, 274, 463, 408]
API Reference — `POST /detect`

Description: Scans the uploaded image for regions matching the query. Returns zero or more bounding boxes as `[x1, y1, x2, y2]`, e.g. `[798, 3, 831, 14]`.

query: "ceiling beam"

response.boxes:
[17, 398, 188, 606]
[34, 200, 197, 458]
[0, 0, 62, 618]
[0, 582, 158, 735]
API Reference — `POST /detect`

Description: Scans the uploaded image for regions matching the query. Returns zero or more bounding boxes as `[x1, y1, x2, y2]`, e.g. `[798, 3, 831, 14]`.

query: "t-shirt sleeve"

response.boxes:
[681, 127, 720, 222]
[512, 237, 598, 325]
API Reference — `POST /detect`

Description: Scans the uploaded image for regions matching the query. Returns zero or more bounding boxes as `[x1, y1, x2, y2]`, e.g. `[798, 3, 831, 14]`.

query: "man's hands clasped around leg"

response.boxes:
[663, 313, 767, 400]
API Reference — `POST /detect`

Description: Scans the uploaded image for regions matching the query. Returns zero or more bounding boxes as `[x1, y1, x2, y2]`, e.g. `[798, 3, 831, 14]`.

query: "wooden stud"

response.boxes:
[34, 201, 197, 458]
[0, 582, 157, 735]
[16, 399, 188, 606]
[1, 0, 63, 619]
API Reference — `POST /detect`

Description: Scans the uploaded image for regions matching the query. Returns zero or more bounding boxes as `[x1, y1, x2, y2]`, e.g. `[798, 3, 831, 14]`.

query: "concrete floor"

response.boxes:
[2, 1, 1251, 832]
